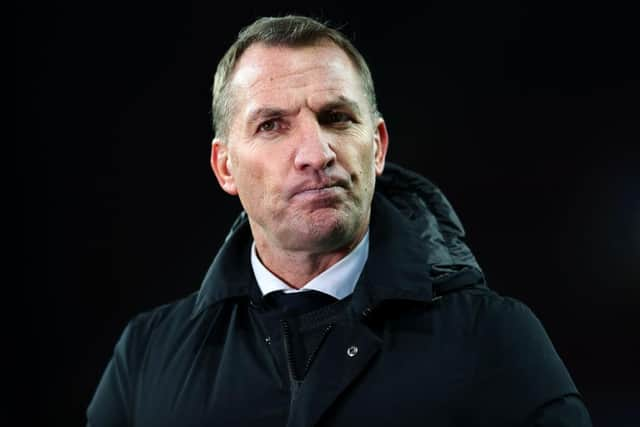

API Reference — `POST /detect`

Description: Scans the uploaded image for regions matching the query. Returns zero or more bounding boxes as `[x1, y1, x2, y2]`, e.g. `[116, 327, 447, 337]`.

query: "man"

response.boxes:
[87, 15, 591, 426]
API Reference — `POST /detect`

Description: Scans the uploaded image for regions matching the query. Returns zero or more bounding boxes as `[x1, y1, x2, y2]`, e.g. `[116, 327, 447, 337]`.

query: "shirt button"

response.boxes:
[347, 345, 359, 357]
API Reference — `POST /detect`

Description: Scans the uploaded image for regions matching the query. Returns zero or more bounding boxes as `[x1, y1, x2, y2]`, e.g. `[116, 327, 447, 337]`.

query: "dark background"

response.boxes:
[15, 0, 638, 425]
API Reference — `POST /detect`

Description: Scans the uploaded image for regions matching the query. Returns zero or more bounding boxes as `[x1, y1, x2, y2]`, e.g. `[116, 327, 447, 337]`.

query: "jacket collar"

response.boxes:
[348, 192, 434, 317]
[191, 212, 259, 318]
[192, 163, 484, 318]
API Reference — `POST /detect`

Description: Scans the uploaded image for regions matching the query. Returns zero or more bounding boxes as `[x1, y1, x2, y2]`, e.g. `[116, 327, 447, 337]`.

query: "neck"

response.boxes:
[252, 229, 367, 289]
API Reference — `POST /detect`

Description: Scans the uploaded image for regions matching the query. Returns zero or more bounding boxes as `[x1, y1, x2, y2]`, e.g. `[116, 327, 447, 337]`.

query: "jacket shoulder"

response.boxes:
[87, 292, 203, 425]
[128, 292, 199, 331]
[468, 291, 543, 333]
[456, 290, 567, 368]
[460, 291, 582, 423]
[121, 291, 202, 356]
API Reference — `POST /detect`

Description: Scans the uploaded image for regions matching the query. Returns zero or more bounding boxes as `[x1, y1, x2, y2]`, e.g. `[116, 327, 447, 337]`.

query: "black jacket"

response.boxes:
[87, 163, 591, 426]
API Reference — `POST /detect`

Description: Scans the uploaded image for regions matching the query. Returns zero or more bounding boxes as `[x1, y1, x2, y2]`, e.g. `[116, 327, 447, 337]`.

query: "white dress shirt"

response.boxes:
[250, 231, 369, 300]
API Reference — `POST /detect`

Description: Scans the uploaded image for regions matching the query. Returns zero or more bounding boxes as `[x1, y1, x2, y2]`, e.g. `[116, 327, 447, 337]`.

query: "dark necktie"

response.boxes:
[266, 290, 338, 316]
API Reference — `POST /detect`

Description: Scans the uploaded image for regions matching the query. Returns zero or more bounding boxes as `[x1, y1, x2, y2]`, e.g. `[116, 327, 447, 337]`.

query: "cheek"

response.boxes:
[337, 128, 374, 161]
[240, 167, 266, 199]
[229, 151, 261, 202]
[353, 138, 377, 174]
[231, 146, 263, 181]
[355, 142, 379, 194]
[232, 151, 282, 211]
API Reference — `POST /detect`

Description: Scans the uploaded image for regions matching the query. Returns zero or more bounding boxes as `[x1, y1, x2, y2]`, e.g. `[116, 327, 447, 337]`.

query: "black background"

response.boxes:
[15, 1, 639, 425]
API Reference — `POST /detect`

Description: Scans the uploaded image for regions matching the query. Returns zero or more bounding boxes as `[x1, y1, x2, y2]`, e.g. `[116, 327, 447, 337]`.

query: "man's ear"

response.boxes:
[373, 118, 389, 176]
[210, 138, 238, 195]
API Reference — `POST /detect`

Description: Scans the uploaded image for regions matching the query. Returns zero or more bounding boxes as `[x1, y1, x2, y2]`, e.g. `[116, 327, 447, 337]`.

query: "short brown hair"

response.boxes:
[211, 15, 379, 140]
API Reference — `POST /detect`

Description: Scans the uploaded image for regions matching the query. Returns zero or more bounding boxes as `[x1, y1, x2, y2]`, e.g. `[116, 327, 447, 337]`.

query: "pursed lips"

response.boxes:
[289, 181, 347, 200]
[294, 185, 339, 196]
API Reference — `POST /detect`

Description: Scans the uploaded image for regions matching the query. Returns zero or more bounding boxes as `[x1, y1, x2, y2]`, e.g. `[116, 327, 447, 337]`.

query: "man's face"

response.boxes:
[211, 41, 388, 254]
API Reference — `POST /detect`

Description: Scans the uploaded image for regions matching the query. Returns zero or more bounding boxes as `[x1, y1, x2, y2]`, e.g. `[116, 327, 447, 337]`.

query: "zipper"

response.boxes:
[281, 319, 301, 402]
[281, 319, 336, 401]
[303, 323, 334, 376]
[281, 320, 298, 380]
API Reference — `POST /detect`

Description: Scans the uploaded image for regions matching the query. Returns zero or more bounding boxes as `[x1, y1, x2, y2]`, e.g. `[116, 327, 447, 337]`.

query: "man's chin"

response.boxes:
[280, 210, 362, 252]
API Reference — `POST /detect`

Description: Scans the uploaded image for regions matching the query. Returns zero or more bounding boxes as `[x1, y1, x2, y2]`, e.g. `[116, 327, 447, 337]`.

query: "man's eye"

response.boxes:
[258, 119, 279, 133]
[324, 111, 352, 124]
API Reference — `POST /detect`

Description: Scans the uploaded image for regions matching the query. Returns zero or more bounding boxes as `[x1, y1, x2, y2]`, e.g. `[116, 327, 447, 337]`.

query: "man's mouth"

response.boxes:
[296, 185, 340, 194]
[290, 184, 345, 201]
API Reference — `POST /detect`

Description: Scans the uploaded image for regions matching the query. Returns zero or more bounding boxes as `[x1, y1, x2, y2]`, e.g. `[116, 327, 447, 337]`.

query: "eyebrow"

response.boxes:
[246, 107, 293, 127]
[245, 96, 362, 127]
[320, 96, 362, 118]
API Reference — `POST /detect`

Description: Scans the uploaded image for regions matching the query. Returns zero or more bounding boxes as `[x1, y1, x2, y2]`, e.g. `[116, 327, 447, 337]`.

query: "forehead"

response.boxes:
[228, 42, 366, 115]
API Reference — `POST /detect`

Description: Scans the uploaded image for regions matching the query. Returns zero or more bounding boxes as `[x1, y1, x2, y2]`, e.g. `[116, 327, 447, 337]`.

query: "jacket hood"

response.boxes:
[376, 162, 483, 281]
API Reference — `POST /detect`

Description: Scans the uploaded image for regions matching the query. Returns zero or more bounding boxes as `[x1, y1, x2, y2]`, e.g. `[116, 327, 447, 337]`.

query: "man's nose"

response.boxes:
[293, 118, 336, 171]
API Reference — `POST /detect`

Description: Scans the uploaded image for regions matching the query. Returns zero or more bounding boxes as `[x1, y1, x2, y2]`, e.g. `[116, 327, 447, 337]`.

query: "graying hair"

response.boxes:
[211, 15, 379, 140]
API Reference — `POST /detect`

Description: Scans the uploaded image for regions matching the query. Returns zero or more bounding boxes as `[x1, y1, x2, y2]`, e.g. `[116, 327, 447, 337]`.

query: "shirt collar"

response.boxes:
[250, 231, 369, 300]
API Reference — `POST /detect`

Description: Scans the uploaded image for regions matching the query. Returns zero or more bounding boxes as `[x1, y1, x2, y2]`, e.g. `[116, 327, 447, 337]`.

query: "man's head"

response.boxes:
[210, 15, 388, 257]
[211, 15, 379, 140]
